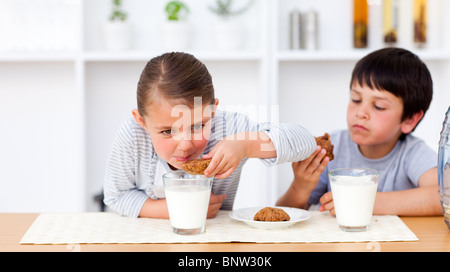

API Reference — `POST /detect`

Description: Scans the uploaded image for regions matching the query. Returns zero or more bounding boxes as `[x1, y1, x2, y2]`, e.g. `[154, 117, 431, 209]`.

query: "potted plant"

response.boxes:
[161, 1, 190, 50]
[103, 0, 132, 51]
[209, 0, 253, 50]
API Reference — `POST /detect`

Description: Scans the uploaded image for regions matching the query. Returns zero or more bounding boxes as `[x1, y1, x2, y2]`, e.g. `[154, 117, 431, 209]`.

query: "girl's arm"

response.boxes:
[203, 131, 276, 178]
[203, 123, 316, 179]
[138, 198, 170, 218]
[204, 112, 316, 179]
[138, 193, 227, 218]
[241, 131, 277, 158]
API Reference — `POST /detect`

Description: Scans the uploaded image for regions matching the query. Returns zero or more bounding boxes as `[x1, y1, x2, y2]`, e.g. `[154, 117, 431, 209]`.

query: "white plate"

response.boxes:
[229, 206, 311, 230]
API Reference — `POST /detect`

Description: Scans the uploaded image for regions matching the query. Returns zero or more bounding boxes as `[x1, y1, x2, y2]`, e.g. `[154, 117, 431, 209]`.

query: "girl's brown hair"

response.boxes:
[136, 52, 215, 116]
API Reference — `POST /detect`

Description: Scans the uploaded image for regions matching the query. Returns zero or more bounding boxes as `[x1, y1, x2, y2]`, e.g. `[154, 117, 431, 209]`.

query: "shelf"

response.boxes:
[277, 50, 376, 61]
[83, 50, 264, 62]
[83, 51, 155, 62]
[0, 50, 264, 63]
[1, 49, 447, 63]
[0, 51, 78, 62]
[277, 49, 450, 62]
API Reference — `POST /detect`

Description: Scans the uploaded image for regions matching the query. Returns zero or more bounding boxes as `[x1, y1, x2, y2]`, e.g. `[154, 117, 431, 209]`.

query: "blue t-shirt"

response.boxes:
[308, 130, 438, 205]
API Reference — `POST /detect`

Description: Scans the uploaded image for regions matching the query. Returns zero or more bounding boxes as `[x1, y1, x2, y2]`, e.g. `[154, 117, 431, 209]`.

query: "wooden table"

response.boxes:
[1, 213, 449, 252]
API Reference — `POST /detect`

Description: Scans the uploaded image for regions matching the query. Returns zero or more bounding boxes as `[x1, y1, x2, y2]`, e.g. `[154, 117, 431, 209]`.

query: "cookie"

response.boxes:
[315, 133, 334, 161]
[253, 207, 290, 222]
[181, 158, 211, 175]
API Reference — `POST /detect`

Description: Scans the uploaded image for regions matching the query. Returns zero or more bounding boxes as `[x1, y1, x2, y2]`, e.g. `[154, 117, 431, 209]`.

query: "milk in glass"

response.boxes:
[329, 168, 379, 231]
[163, 170, 213, 235]
[165, 185, 211, 229]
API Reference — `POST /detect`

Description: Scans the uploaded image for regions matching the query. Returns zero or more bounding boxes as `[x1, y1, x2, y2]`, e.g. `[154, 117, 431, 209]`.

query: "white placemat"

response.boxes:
[20, 211, 418, 244]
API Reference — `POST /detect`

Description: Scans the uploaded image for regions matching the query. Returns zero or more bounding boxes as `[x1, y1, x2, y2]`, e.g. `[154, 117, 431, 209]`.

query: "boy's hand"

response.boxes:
[202, 135, 247, 179]
[292, 146, 330, 192]
[319, 191, 335, 216]
[207, 193, 226, 218]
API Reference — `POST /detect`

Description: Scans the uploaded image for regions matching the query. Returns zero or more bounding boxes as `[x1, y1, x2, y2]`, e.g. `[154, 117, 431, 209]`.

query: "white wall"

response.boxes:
[0, 62, 84, 212]
[83, 0, 263, 52]
[0, 0, 448, 213]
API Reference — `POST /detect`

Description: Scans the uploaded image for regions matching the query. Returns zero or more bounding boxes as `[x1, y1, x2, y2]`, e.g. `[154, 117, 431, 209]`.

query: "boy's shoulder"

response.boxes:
[399, 134, 437, 158]
[401, 133, 430, 146]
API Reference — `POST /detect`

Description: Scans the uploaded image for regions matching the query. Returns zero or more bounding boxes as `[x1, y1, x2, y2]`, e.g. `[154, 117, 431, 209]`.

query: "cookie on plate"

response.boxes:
[253, 207, 290, 222]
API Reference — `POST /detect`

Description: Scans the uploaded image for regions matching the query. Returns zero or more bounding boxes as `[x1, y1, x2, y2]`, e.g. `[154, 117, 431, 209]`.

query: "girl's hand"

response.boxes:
[202, 136, 247, 179]
[319, 191, 335, 216]
[292, 146, 330, 192]
[207, 193, 226, 218]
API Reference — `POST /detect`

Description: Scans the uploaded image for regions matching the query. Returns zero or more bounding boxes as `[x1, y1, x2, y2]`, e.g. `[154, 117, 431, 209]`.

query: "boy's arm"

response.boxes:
[276, 147, 329, 209]
[321, 168, 442, 216]
[373, 168, 442, 216]
[276, 179, 313, 210]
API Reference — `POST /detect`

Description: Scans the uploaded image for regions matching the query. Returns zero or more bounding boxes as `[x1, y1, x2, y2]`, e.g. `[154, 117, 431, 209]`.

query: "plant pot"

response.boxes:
[161, 21, 190, 51]
[103, 21, 132, 51]
[213, 19, 243, 51]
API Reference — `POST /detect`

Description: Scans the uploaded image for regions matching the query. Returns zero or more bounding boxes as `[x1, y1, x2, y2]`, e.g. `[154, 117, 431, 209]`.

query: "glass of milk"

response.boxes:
[329, 168, 379, 232]
[163, 170, 213, 235]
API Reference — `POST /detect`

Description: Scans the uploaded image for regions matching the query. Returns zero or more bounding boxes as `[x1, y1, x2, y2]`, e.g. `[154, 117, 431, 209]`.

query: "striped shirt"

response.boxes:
[103, 110, 316, 217]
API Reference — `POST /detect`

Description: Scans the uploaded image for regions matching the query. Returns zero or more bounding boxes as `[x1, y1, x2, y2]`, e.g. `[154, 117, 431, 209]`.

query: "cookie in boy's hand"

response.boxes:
[315, 133, 334, 161]
[181, 159, 212, 175]
[253, 207, 290, 222]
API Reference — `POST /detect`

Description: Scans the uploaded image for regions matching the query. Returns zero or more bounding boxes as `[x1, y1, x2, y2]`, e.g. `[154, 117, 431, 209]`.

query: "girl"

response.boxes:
[104, 52, 316, 218]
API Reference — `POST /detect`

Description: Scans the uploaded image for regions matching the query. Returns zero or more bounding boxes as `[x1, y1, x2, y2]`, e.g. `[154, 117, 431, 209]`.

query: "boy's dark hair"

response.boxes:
[350, 47, 433, 136]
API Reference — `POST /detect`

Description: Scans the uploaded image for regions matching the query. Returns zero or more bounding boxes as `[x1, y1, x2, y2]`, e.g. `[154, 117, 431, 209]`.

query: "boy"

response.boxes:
[277, 47, 442, 216]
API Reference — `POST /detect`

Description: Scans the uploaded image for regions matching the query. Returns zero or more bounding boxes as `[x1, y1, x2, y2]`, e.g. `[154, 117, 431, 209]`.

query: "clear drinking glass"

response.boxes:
[329, 168, 379, 232]
[163, 170, 213, 235]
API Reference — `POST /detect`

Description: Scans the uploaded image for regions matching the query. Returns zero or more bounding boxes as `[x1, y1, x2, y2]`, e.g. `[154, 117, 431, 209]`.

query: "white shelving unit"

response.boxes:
[1, 0, 449, 213]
